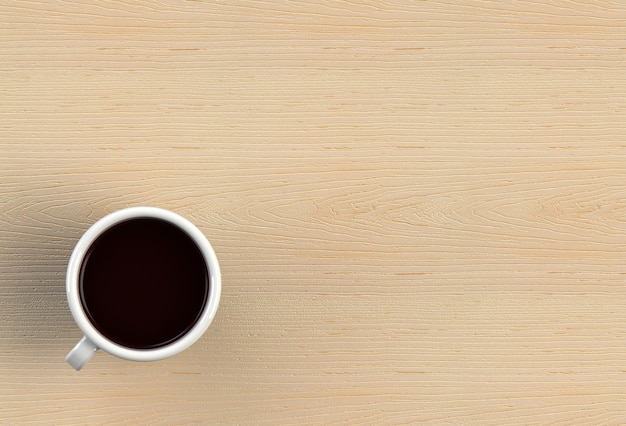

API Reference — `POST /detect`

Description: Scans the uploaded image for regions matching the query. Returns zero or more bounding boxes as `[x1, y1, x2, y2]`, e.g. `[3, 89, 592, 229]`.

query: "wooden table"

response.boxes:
[2, 1, 626, 424]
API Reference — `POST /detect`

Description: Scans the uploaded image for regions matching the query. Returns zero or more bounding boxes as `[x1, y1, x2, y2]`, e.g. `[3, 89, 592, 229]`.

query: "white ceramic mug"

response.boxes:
[65, 207, 221, 370]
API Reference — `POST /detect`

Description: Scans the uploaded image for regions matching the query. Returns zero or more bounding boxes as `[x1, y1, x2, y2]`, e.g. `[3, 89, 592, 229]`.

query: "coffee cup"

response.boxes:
[65, 207, 221, 370]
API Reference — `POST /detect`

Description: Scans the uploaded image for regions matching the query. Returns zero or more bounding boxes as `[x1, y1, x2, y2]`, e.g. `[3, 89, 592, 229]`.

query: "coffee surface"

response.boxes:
[79, 218, 208, 349]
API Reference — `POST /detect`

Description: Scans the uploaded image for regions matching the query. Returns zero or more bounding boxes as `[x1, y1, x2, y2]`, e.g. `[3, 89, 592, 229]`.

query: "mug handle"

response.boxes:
[66, 336, 98, 370]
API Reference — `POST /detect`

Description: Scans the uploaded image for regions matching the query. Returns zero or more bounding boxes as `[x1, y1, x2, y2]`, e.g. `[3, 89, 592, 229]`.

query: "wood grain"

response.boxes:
[2, 1, 626, 424]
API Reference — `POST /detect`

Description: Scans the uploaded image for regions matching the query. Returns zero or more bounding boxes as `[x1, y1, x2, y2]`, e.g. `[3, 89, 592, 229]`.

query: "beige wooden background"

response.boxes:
[2, 1, 626, 424]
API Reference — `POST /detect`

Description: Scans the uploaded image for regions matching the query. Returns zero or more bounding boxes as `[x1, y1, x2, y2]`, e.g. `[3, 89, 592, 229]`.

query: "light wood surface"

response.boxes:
[2, 1, 626, 424]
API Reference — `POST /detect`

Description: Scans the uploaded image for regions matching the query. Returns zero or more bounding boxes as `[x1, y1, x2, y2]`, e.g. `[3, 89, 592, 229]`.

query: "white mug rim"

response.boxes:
[66, 207, 221, 362]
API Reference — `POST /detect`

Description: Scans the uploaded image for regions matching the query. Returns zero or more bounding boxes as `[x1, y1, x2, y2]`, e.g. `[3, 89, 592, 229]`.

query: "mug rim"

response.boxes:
[66, 207, 221, 362]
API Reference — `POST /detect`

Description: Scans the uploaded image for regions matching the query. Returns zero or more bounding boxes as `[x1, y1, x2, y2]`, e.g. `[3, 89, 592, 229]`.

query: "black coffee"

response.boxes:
[79, 218, 209, 349]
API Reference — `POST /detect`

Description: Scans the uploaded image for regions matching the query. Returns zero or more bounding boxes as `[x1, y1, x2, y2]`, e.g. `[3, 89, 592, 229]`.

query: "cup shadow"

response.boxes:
[1, 216, 86, 358]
